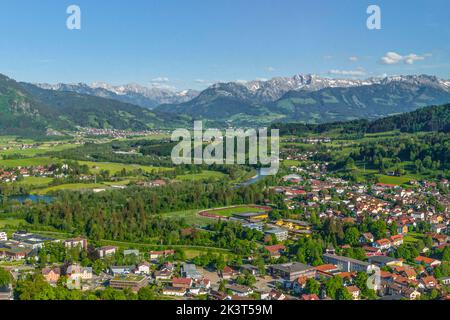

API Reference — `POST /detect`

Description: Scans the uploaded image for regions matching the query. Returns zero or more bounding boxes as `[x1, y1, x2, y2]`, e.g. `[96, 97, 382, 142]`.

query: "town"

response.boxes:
[1, 153, 448, 301]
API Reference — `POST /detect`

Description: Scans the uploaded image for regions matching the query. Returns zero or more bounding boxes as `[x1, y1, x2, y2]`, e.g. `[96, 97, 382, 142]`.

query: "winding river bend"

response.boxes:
[237, 168, 270, 187]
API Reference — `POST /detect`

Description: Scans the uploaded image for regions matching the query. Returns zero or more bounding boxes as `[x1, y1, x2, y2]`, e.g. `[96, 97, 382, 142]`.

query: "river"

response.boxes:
[238, 168, 271, 187]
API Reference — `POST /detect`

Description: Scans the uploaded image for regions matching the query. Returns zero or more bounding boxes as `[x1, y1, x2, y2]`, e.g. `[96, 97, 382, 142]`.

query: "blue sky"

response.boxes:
[1, 0, 449, 90]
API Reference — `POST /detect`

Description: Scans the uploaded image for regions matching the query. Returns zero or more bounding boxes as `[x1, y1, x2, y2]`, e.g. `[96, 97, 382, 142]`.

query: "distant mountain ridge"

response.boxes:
[35, 82, 199, 109]
[0, 74, 190, 136]
[155, 74, 450, 126]
[2, 72, 450, 136]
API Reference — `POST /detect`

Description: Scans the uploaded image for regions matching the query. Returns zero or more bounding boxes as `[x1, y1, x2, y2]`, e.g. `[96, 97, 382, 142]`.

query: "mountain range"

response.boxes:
[0, 74, 190, 136]
[35, 82, 199, 109]
[155, 74, 450, 126]
[1, 72, 450, 136]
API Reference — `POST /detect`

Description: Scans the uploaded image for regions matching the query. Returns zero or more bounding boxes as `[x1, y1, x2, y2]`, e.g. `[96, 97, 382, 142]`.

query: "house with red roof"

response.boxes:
[301, 294, 320, 300]
[172, 277, 193, 289]
[264, 244, 286, 259]
[420, 275, 438, 289]
[149, 249, 175, 261]
[414, 256, 441, 268]
[346, 286, 360, 300]
[389, 234, 404, 246]
[220, 266, 236, 280]
[373, 238, 391, 250]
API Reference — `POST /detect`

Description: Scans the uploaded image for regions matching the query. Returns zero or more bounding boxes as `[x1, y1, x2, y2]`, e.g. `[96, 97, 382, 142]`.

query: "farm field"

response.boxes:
[0, 157, 57, 167]
[176, 170, 227, 181]
[77, 160, 172, 175]
[0, 142, 77, 157]
[33, 183, 112, 194]
[32, 179, 135, 194]
[376, 175, 414, 185]
[0, 218, 29, 228]
[15, 176, 54, 187]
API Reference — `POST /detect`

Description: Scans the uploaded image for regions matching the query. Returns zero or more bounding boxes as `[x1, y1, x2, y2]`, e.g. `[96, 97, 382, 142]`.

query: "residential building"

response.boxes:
[359, 233, 374, 244]
[420, 276, 438, 289]
[64, 237, 87, 250]
[149, 249, 175, 261]
[135, 262, 151, 275]
[438, 276, 450, 286]
[163, 286, 187, 297]
[414, 256, 441, 268]
[265, 244, 286, 259]
[264, 228, 288, 241]
[66, 264, 93, 281]
[97, 246, 117, 258]
[373, 238, 391, 250]
[346, 286, 360, 300]
[389, 235, 404, 246]
[154, 269, 172, 280]
[42, 267, 61, 284]
[221, 266, 236, 280]
[172, 277, 193, 289]
[226, 284, 253, 297]
[301, 294, 320, 300]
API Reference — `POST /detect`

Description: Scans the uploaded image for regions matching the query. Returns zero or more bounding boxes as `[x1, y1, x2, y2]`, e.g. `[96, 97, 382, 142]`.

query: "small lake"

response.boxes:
[9, 195, 54, 203]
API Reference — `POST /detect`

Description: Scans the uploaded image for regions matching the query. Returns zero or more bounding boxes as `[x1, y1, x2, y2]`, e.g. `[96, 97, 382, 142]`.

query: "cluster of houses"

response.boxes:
[78, 127, 168, 139]
[0, 156, 448, 300]
[0, 143, 35, 152]
[1, 227, 449, 300]
[0, 165, 64, 183]
[272, 165, 449, 242]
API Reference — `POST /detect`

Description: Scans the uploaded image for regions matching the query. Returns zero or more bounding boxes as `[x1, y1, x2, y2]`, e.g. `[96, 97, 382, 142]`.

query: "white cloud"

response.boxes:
[403, 54, 425, 65]
[235, 79, 248, 84]
[379, 52, 429, 65]
[265, 66, 275, 72]
[380, 52, 404, 65]
[349, 56, 359, 62]
[328, 68, 367, 77]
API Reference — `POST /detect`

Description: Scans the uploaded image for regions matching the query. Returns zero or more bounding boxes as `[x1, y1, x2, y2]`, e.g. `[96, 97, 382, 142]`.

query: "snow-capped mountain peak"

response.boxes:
[35, 82, 200, 108]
